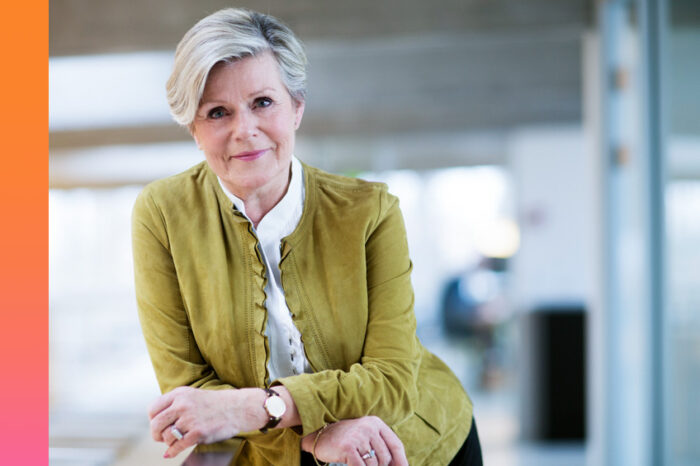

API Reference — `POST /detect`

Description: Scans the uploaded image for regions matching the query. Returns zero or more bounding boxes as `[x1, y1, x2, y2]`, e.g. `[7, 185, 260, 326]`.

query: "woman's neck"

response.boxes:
[241, 187, 287, 228]
[223, 168, 292, 229]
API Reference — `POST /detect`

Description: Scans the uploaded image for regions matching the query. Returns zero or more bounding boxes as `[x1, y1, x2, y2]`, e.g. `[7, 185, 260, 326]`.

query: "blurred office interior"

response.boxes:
[49, 0, 699, 465]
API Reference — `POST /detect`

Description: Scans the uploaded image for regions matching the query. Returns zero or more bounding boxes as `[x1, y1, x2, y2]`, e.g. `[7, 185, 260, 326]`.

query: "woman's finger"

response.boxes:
[150, 407, 179, 442]
[358, 446, 380, 466]
[148, 386, 192, 420]
[160, 425, 173, 446]
[163, 429, 198, 459]
[161, 424, 184, 447]
[347, 449, 369, 466]
[147, 391, 177, 420]
[370, 439, 392, 466]
[379, 428, 408, 466]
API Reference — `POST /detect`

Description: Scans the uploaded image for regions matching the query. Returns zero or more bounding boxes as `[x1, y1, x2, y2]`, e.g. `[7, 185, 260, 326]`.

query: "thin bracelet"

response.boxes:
[312, 424, 330, 466]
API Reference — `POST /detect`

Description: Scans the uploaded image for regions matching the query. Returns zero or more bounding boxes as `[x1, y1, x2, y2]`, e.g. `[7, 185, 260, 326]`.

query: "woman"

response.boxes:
[132, 8, 481, 466]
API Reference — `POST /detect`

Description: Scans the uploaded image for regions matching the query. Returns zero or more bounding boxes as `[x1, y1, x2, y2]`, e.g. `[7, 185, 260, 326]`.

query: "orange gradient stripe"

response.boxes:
[0, 0, 48, 463]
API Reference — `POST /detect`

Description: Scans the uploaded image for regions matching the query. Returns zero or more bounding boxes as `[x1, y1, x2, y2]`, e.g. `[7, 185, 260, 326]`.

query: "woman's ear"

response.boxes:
[190, 127, 201, 149]
[294, 99, 305, 130]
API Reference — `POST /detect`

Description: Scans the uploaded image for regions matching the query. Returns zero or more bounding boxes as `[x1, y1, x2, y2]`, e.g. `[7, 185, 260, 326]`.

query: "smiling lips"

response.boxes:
[232, 149, 267, 161]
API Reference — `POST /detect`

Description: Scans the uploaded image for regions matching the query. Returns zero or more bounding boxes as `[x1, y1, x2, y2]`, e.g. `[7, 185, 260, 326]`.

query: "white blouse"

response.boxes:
[218, 156, 312, 382]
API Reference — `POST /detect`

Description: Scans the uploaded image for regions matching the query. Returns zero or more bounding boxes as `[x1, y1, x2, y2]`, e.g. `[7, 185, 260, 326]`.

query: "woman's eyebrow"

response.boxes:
[247, 87, 276, 97]
[198, 99, 222, 106]
[199, 87, 277, 106]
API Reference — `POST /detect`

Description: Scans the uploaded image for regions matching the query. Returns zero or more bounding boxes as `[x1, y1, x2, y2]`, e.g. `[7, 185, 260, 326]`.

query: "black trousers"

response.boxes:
[300, 418, 482, 465]
[448, 418, 483, 466]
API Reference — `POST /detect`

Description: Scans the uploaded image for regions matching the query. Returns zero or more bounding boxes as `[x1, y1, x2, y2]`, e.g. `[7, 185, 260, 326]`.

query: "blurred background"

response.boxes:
[49, 0, 699, 465]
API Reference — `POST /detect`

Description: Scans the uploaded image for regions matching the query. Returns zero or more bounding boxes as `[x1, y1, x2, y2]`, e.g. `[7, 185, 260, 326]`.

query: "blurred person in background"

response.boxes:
[132, 8, 481, 465]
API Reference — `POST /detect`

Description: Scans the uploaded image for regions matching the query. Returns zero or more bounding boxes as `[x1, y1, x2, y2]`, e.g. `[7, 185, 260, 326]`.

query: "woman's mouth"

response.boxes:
[231, 149, 267, 161]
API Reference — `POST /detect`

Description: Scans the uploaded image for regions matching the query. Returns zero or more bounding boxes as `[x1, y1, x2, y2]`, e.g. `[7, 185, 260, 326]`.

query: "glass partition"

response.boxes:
[665, 1, 700, 464]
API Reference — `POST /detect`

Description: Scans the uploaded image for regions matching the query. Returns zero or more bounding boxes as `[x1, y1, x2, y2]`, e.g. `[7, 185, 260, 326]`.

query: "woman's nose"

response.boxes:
[231, 111, 256, 139]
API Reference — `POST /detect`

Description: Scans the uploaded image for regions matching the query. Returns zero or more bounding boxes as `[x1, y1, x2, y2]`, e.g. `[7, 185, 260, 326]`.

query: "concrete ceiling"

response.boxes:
[50, 0, 591, 56]
[50, 0, 593, 186]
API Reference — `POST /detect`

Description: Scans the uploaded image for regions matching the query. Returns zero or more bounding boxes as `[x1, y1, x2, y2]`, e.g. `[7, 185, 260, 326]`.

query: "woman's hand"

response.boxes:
[148, 386, 268, 458]
[301, 416, 408, 466]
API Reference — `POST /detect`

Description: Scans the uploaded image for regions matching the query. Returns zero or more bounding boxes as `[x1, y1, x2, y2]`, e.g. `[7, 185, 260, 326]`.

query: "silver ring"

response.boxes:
[361, 449, 376, 460]
[170, 425, 184, 440]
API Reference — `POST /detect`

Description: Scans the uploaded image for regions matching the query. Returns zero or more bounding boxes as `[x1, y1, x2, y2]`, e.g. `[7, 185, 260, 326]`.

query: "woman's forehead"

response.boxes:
[202, 52, 285, 101]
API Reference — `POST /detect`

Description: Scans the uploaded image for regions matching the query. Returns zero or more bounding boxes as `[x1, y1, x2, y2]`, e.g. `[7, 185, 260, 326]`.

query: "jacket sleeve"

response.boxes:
[132, 188, 236, 393]
[275, 189, 421, 436]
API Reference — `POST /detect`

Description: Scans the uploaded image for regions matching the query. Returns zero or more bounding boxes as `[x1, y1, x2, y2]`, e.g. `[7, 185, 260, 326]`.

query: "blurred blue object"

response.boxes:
[440, 257, 508, 338]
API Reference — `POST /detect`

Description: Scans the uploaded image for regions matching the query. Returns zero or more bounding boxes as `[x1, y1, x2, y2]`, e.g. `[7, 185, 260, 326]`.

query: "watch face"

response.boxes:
[265, 395, 286, 418]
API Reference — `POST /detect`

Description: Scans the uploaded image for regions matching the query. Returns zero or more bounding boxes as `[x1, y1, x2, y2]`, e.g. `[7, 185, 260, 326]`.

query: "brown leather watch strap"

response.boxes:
[260, 388, 283, 433]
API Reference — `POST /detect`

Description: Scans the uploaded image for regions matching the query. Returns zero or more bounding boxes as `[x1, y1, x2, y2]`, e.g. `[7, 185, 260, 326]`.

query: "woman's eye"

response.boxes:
[208, 107, 226, 119]
[255, 97, 272, 108]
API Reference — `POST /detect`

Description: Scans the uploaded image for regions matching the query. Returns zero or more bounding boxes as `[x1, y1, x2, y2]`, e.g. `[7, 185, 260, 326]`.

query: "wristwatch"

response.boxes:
[260, 388, 286, 433]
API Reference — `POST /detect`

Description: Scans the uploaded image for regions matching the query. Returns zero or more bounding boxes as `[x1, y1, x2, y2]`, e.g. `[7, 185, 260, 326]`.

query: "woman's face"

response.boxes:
[191, 52, 304, 197]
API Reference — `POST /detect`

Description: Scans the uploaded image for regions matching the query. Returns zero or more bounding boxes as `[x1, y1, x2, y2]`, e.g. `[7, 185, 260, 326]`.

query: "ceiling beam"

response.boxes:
[50, 0, 591, 56]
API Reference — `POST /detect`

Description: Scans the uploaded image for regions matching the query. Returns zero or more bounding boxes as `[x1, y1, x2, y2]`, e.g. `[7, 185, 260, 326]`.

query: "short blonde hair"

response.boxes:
[166, 8, 307, 127]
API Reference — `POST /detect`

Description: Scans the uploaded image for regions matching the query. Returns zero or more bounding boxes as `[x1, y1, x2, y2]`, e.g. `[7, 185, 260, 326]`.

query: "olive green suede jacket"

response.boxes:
[132, 161, 472, 465]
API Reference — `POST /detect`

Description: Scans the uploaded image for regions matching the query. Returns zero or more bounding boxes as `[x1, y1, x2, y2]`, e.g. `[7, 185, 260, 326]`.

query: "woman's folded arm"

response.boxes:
[132, 189, 236, 393]
[275, 189, 421, 436]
